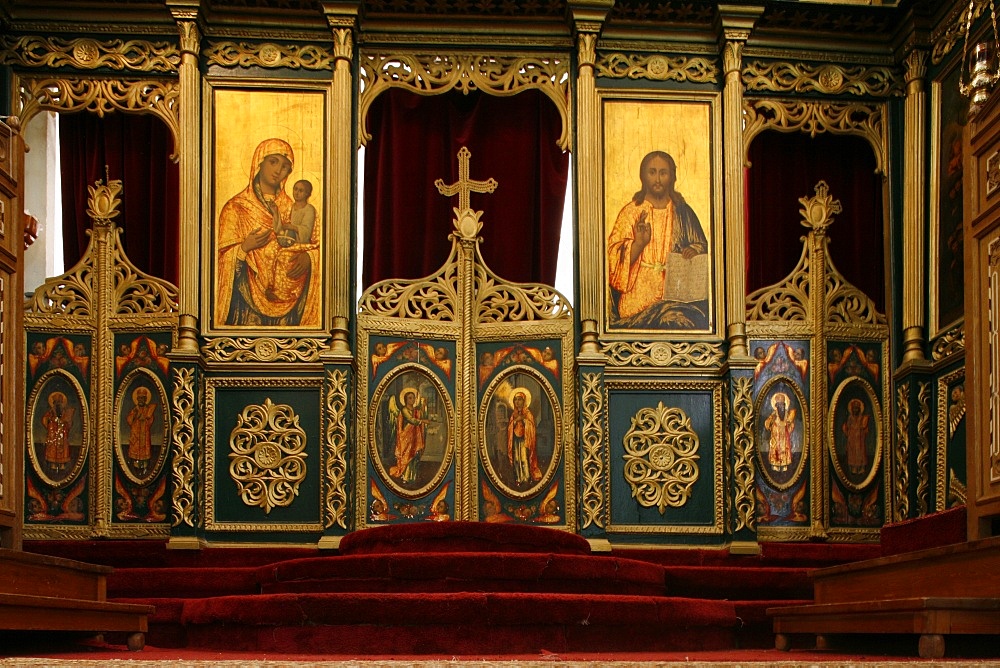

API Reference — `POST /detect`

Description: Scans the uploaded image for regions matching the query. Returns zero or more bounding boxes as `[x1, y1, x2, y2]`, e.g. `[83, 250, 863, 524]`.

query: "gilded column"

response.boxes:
[324, 4, 359, 336]
[722, 37, 750, 361]
[902, 48, 929, 363]
[168, 2, 202, 354]
[574, 26, 601, 324]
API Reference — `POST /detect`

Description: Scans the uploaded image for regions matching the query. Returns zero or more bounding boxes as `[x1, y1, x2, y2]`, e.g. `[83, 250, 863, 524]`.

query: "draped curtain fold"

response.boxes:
[363, 88, 569, 288]
[746, 131, 884, 312]
[59, 112, 180, 286]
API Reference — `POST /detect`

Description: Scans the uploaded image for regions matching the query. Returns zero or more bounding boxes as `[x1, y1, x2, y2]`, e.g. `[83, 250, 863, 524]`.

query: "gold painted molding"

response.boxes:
[731, 376, 756, 533]
[204, 41, 333, 70]
[580, 371, 605, 530]
[743, 61, 901, 98]
[601, 341, 725, 369]
[359, 53, 570, 150]
[323, 369, 350, 530]
[0, 35, 180, 72]
[201, 337, 327, 364]
[916, 381, 931, 516]
[894, 382, 911, 522]
[170, 366, 198, 528]
[595, 52, 717, 83]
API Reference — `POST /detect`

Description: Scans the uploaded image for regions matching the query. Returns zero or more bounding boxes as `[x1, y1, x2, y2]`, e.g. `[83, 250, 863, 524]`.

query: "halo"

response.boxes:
[399, 387, 419, 405]
[770, 391, 789, 411]
[132, 386, 151, 405]
[47, 391, 67, 408]
[848, 398, 864, 413]
[509, 388, 532, 410]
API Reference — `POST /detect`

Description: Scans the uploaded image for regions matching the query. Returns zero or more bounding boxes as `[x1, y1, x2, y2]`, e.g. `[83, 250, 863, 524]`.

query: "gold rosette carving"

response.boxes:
[1, 35, 180, 72]
[204, 41, 333, 70]
[596, 53, 717, 83]
[228, 398, 308, 514]
[622, 402, 700, 514]
[601, 341, 725, 368]
[743, 61, 900, 98]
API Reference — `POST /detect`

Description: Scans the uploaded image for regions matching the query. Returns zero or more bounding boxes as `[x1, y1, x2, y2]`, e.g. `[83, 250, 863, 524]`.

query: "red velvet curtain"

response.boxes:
[746, 131, 884, 311]
[363, 89, 569, 288]
[59, 112, 180, 286]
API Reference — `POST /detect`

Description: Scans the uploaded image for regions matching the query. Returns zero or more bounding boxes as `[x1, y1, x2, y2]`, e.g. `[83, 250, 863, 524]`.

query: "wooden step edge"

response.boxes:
[0, 548, 113, 575]
[809, 535, 1000, 580]
[0, 592, 154, 615]
[767, 597, 1000, 617]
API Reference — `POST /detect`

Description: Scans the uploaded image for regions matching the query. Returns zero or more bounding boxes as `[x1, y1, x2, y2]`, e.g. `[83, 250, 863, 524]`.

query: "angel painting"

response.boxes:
[425, 483, 451, 522]
[388, 387, 429, 483]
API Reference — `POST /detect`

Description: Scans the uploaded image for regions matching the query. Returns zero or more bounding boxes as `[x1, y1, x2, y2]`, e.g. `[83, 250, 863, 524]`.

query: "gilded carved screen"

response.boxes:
[355, 149, 576, 529]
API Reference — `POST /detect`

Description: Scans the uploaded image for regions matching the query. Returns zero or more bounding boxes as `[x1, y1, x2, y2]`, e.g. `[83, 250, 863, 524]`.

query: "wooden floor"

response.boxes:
[769, 536, 1000, 658]
[0, 548, 152, 650]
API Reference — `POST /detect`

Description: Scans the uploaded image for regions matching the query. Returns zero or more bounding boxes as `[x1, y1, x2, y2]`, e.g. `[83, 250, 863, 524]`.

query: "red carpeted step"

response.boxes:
[879, 506, 967, 556]
[732, 599, 813, 649]
[108, 566, 260, 598]
[663, 565, 813, 600]
[24, 540, 318, 569]
[339, 521, 592, 555]
[179, 591, 739, 654]
[257, 552, 667, 595]
[110, 597, 187, 648]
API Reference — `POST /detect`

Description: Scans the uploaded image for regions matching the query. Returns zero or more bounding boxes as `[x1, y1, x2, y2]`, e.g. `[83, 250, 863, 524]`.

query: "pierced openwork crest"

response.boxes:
[746, 181, 885, 327]
[228, 398, 308, 514]
[622, 402, 700, 514]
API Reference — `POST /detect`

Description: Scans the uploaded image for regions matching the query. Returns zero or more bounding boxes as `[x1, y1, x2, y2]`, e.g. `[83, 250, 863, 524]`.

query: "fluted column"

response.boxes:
[722, 37, 749, 360]
[168, 1, 202, 354]
[323, 4, 359, 345]
[902, 48, 929, 363]
[574, 27, 600, 324]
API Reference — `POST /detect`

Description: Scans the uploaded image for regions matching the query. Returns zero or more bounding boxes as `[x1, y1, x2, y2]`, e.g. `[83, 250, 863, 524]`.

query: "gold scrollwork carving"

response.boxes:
[931, 322, 964, 361]
[17, 77, 180, 160]
[932, 2, 983, 65]
[825, 264, 887, 326]
[937, 368, 965, 511]
[170, 367, 197, 528]
[475, 265, 572, 323]
[0, 35, 180, 72]
[743, 99, 885, 174]
[743, 61, 901, 98]
[324, 369, 349, 530]
[894, 382, 910, 521]
[201, 337, 326, 363]
[228, 398, 308, 514]
[204, 41, 333, 70]
[359, 256, 458, 321]
[916, 381, 931, 516]
[580, 372, 604, 529]
[731, 376, 756, 532]
[747, 181, 886, 327]
[622, 402, 700, 514]
[746, 245, 810, 322]
[596, 53, 717, 84]
[359, 53, 570, 149]
[601, 341, 725, 368]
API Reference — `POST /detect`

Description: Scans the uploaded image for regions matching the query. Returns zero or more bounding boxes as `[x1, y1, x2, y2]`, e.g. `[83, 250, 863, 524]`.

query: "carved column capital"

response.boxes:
[904, 48, 928, 89]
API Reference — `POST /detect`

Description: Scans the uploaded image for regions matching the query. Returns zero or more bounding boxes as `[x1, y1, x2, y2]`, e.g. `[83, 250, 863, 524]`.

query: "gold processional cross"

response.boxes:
[434, 146, 498, 212]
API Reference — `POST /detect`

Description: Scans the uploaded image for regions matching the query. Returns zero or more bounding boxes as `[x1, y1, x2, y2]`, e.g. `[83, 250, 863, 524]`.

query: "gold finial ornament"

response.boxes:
[959, 0, 1000, 114]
